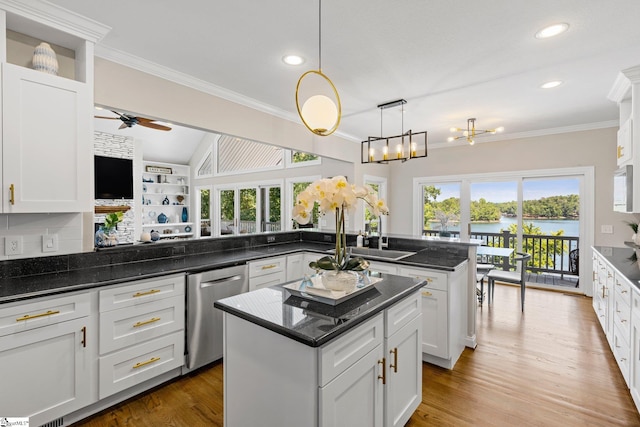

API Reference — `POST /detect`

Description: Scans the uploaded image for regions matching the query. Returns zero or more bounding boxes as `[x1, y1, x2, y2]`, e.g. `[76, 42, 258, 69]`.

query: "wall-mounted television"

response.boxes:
[94, 155, 134, 199]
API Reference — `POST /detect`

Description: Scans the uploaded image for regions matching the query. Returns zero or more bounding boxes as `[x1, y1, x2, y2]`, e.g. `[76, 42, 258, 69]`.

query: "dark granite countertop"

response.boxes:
[0, 239, 467, 304]
[593, 245, 640, 286]
[214, 273, 424, 347]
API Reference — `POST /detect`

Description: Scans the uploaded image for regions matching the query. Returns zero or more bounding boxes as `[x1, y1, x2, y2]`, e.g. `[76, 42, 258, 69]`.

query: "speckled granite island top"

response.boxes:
[214, 273, 425, 347]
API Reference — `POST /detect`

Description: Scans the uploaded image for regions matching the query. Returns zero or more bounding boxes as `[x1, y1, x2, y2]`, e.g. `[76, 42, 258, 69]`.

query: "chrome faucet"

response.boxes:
[378, 216, 388, 250]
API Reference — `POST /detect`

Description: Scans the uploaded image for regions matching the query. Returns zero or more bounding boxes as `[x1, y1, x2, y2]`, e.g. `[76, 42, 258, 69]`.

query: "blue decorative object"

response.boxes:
[182, 206, 188, 222]
[184, 225, 192, 233]
[95, 225, 117, 248]
[157, 213, 168, 223]
[150, 230, 161, 241]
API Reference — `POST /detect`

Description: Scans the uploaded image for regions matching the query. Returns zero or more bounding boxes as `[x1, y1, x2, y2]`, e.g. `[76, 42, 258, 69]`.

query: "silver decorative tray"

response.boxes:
[283, 275, 382, 306]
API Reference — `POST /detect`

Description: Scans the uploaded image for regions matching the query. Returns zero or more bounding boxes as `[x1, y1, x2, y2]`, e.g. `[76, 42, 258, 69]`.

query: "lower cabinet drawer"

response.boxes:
[99, 295, 185, 354]
[319, 314, 384, 387]
[613, 325, 630, 386]
[98, 331, 184, 399]
[385, 292, 421, 337]
[249, 271, 287, 291]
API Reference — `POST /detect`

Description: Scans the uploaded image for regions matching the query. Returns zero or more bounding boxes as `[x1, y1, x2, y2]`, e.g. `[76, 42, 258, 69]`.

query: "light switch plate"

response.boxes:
[42, 234, 58, 253]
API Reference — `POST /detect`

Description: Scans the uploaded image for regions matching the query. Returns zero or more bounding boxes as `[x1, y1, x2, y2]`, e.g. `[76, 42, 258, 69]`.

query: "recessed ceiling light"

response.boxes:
[283, 55, 304, 66]
[541, 80, 563, 89]
[535, 23, 569, 39]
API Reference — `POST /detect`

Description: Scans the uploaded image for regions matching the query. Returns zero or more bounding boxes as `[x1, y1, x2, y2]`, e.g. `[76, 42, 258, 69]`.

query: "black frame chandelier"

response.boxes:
[361, 99, 428, 164]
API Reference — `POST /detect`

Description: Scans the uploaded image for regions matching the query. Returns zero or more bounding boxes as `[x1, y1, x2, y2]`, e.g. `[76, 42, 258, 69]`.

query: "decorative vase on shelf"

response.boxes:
[182, 206, 188, 222]
[157, 213, 168, 224]
[95, 226, 117, 248]
[32, 42, 59, 75]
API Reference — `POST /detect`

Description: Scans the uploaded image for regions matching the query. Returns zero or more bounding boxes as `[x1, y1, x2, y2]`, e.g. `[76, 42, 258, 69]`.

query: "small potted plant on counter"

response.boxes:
[95, 211, 123, 247]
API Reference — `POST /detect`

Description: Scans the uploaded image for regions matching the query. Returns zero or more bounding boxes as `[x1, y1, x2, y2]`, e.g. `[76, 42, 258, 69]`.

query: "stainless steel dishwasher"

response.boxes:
[185, 264, 248, 372]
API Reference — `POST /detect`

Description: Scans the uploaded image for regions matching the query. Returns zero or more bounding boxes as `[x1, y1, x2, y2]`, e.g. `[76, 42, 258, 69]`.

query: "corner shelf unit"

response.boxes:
[141, 161, 192, 239]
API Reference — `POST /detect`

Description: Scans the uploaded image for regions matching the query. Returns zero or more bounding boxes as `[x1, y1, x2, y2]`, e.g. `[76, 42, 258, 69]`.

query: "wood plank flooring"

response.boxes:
[71, 284, 640, 427]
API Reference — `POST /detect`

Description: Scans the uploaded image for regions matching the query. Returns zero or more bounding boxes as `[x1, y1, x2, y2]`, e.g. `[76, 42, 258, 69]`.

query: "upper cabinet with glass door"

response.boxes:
[0, 4, 109, 212]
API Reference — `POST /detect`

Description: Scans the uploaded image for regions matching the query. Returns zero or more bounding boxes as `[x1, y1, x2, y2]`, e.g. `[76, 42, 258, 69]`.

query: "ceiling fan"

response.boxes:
[94, 110, 172, 131]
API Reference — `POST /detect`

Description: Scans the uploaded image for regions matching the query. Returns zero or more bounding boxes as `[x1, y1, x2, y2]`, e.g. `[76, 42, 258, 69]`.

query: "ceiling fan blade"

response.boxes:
[136, 120, 172, 131]
[94, 116, 121, 120]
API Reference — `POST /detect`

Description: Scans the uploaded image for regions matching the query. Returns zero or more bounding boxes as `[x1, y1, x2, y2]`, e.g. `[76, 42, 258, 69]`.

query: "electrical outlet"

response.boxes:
[42, 234, 58, 253]
[601, 225, 613, 234]
[267, 236, 276, 243]
[5, 236, 23, 255]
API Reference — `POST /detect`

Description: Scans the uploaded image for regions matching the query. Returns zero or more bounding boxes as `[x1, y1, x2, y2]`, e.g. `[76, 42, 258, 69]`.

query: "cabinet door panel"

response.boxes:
[3, 63, 91, 212]
[421, 288, 449, 358]
[320, 345, 384, 427]
[386, 315, 422, 427]
[0, 317, 91, 426]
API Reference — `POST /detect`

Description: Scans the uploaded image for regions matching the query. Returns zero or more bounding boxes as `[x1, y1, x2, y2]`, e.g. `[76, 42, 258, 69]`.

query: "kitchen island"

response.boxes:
[215, 273, 424, 427]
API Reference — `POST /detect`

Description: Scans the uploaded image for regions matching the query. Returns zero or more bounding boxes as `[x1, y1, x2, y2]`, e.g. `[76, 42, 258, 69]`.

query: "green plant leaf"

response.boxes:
[343, 256, 370, 271]
[309, 256, 340, 271]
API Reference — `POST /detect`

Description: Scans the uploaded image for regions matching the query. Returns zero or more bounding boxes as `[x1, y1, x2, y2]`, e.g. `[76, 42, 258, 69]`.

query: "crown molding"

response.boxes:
[0, 0, 110, 43]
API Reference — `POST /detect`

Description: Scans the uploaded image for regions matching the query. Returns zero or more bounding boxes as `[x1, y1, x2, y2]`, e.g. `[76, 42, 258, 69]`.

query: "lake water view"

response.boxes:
[436, 217, 580, 237]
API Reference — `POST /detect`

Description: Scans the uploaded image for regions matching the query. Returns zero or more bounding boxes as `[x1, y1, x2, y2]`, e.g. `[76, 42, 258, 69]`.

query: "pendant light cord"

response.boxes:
[318, 0, 322, 72]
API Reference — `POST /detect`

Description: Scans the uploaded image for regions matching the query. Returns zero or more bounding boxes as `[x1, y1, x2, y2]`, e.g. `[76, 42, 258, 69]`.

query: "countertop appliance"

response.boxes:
[185, 264, 248, 372]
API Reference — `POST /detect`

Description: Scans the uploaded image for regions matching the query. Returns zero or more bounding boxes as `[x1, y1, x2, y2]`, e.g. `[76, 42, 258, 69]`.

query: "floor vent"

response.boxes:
[40, 417, 64, 427]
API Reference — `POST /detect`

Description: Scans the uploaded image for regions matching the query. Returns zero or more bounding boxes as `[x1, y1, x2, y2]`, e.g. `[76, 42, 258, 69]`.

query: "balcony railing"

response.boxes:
[423, 229, 579, 277]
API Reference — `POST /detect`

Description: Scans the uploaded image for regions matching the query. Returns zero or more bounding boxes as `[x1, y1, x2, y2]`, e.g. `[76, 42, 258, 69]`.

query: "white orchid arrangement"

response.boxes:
[292, 176, 389, 271]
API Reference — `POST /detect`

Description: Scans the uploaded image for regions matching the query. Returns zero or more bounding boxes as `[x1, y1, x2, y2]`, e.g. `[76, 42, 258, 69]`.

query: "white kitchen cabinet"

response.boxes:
[98, 274, 185, 399]
[2, 62, 92, 212]
[141, 161, 193, 238]
[630, 287, 640, 410]
[0, 2, 105, 213]
[593, 251, 614, 344]
[287, 253, 304, 281]
[618, 118, 633, 166]
[383, 293, 422, 427]
[248, 255, 287, 291]
[320, 343, 385, 427]
[0, 292, 94, 427]
[399, 264, 467, 369]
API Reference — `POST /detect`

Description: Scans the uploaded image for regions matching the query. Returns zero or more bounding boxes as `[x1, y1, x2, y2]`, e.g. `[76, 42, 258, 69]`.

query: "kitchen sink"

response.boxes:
[326, 247, 416, 261]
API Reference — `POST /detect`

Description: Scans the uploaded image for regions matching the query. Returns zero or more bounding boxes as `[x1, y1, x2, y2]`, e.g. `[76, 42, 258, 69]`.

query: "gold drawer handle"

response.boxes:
[390, 348, 398, 373]
[422, 291, 432, 297]
[261, 264, 277, 270]
[133, 289, 161, 298]
[426, 277, 434, 283]
[378, 357, 386, 384]
[133, 357, 161, 369]
[16, 310, 60, 322]
[9, 184, 14, 205]
[133, 317, 161, 328]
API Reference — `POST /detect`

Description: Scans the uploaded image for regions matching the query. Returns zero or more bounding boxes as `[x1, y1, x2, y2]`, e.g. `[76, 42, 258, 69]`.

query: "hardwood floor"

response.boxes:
[72, 284, 640, 427]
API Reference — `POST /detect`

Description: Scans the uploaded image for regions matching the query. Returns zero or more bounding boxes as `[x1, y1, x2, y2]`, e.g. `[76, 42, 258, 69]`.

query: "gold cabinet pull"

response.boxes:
[16, 309, 60, 322]
[618, 145, 624, 159]
[9, 184, 14, 205]
[261, 264, 277, 270]
[81, 326, 87, 348]
[390, 348, 398, 373]
[378, 357, 386, 384]
[426, 277, 434, 283]
[133, 289, 161, 298]
[133, 357, 161, 369]
[133, 317, 161, 328]
[422, 291, 432, 297]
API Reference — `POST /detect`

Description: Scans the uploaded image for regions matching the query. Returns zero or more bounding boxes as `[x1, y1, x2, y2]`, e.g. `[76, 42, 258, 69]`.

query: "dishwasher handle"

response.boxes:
[200, 275, 244, 288]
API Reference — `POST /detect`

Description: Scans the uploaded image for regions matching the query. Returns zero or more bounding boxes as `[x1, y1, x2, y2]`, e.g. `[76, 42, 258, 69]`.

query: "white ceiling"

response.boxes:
[51, 0, 640, 155]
